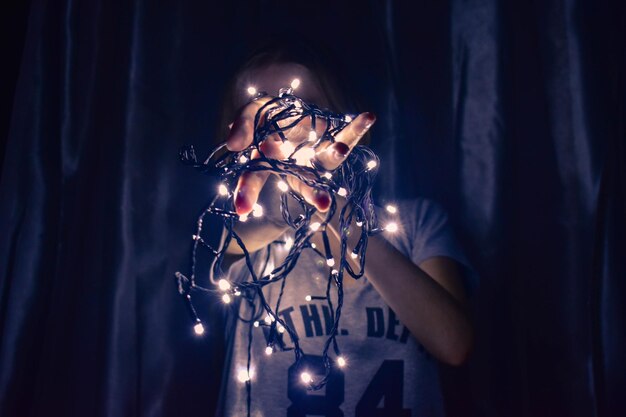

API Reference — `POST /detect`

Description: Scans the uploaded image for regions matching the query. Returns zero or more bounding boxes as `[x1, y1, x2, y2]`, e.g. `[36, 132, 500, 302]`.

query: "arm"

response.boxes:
[361, 236, 473, 365]
[221, 97, 375, 266]
[319, 202, 474, 366]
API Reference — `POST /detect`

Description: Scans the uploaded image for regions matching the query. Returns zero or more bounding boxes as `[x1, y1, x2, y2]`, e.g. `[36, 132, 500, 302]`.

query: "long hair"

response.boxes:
[215, 36, 369, 145]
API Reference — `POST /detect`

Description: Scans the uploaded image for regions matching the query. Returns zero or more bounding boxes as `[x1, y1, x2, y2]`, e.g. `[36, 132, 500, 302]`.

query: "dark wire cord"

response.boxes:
[175, 84, 399, 411]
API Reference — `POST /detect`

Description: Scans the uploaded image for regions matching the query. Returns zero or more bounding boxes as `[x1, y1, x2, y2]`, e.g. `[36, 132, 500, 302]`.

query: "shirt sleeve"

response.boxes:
[407, 198, 479, 295]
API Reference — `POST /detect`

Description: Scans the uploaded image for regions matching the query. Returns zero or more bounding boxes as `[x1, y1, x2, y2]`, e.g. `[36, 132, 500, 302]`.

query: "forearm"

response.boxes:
[319, 202, 473, 365]
[358, 235, 473, 365]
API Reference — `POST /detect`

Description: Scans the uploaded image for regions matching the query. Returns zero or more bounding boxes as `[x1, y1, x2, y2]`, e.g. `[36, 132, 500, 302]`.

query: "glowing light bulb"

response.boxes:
[192, 234, 199, 240]
[290, 78, 301, 89]
[247, 86, 257, 96]
[279, 141, 295, 157]
[252, 203, 264, 217]
[356, 221, 363, 227]
[385, 222, 399, 233]
[344, 115, 353, 123]
[278, 325, 285, 333]
[386, 204, 397, 214]
[310, 222, 321, 232]
[331, 269, 339, 275]
[218, 183, 228, 196]
[367, 160, 377, 170]
[265, 346, 273, 355]
[294, 147, 316, 166]
[322, 172, 333, 179]
[285, 237, 294, 250]
[308, 131, 317, 141]
[305, 295, 312, 302]
[222, 294, 232, 304]
[350, 251, 358, 259]
[300, 372, 313, 384]
[239, 213, 249, 222]
[326, 258, 335, 267]
[239, 155, 249, 164]
[277, 180, 289, 192]
[337, 356, 347, 367]
[218, 279, 231, 291]
[237, 369, 252, 383]
[234, 290, 241, 296]
[253, 321, 260, 328]
[264, 314, 273, 325]
[337, 187, 347, 197]
[310, 243, 316, 249]
[193, 323, 205, 335]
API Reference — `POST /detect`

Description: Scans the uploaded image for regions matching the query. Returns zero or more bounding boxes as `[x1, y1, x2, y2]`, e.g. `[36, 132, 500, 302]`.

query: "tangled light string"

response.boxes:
[175, 79, 400, 400]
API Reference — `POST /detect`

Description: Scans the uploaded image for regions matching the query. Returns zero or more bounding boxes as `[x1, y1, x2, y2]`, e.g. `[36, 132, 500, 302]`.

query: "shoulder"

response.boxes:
[396, 197, 448, 226]
[398, 198, 479, 294]
[374, 198, 439, 259]
[377, 197, 451, 251]
[378, 197, 478, 293]
[394, 197, 461, 263]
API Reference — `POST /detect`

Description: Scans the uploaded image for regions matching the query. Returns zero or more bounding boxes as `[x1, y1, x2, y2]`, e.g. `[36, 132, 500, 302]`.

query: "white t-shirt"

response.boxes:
[215, 198, 476, 417]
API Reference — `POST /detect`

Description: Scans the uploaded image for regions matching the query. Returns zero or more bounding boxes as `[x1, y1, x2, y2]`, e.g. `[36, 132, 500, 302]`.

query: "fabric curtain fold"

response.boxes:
[1, 0, 623, 416]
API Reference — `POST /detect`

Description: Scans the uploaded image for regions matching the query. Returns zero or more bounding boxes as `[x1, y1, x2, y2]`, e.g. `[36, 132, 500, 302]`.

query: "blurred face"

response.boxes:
[235, 62, 330, 110]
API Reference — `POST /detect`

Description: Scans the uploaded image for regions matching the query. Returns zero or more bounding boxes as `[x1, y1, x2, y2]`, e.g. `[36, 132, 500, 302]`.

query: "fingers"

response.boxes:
[236, 169, 331, 216]
[233, 137, 285, 215]
[234, 150, 271, 215]
[287, 177, 331, 213]
[226, 97, 273, 152]
[315, 112, 376, 171]
[227, 98, 325, 152]
[235, 134, 332, 215]
[279, 114, 329, 147]
[228, 101, 375, 215]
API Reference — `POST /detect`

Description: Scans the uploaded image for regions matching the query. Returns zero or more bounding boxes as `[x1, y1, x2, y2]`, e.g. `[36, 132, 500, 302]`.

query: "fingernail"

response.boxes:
[363, 112, 376, 129]
[332, 142, 350, 159]
[365, 112, 376, 122]
[235, 187, 252, 215]
[314, 190, 331, 211]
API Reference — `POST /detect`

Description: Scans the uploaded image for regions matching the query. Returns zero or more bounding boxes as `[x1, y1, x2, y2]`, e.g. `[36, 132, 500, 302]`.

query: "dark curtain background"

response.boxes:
[1, 0, 624, 416]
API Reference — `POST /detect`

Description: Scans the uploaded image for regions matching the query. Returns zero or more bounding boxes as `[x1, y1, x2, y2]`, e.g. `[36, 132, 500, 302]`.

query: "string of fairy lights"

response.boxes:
[175, 79, 400, 413]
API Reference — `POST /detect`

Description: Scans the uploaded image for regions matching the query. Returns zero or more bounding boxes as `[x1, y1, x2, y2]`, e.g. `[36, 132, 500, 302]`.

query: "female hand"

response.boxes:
[226, 96, 376, 217]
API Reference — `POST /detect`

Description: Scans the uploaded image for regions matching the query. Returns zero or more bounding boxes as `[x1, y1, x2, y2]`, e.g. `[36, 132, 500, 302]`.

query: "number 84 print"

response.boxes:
[287, 355, 411, 417]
